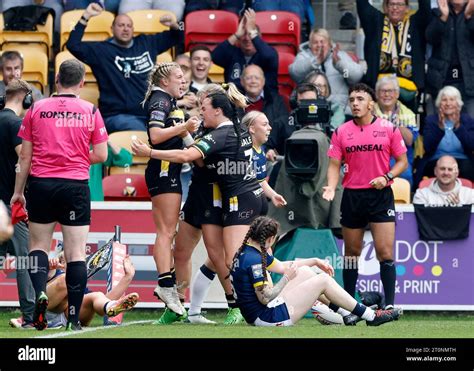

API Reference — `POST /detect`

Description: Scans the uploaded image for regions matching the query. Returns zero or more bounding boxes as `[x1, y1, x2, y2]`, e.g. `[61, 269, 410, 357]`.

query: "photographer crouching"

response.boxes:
[267, 83, 343, 237]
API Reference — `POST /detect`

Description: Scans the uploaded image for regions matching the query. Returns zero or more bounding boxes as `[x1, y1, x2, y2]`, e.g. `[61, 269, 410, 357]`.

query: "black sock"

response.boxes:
[158, 271, 174, 288]
[66, 261, 87, 324]
[28, 250, 49, 298]
[343, 265, 359, 298]
[351, 302, 367, 317]
[200, 264, 216, 280]
[328, 303, 340, 312]
[226, 293, 238, 309]
[103, 301, 110, 315]
[380, 260, 396, 306]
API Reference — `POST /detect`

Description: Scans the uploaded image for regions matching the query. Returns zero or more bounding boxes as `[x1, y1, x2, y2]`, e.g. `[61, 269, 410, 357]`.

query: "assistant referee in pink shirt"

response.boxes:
[11, 59, 108, 331]
[323, 83, 408, 313]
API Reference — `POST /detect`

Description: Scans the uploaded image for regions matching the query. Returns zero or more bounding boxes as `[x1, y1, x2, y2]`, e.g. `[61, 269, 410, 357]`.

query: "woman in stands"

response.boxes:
[141, 62, 200, 318]
[132, 83, 270, 315]
[230, 216, 401, 327]
[303, 71, 346, 132]
[421, 86, 474, 182]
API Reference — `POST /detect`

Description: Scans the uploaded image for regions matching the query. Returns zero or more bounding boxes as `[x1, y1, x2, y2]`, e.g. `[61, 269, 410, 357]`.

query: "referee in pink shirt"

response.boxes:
[11, 59, 108, 331]
[323, 83, 408, 314]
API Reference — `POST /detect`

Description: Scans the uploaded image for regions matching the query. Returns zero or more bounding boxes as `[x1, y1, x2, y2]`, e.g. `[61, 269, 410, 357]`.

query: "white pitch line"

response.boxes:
[37, 320, 154, 339]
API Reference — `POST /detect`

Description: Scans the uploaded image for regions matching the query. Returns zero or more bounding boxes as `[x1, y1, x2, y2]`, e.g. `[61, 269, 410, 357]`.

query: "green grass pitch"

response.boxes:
[1, 310, 473, 339]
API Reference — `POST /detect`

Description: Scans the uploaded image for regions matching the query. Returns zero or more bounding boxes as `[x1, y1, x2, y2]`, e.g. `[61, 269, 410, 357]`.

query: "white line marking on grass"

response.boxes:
[37, 320, 154, 338]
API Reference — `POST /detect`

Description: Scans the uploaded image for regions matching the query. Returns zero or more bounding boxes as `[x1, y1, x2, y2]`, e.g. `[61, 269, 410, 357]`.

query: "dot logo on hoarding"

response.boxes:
[396, 265, 406, 276]
[344, 232, 445, 278]
[413, 265, 424, 276]
[431, 265, 443, 276]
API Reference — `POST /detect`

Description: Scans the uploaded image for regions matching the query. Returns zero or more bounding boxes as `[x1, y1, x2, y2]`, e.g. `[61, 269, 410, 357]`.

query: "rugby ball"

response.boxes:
[311, 300, 344, 325]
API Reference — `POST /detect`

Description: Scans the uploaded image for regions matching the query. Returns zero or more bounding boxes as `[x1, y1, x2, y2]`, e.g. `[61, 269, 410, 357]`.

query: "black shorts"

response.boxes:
[26, 177, 91, 226]
[341, 187, 396, 229]
[222, 188, 268, 227]
[181, 180, 223, 228]
[145, 159, 182, 197]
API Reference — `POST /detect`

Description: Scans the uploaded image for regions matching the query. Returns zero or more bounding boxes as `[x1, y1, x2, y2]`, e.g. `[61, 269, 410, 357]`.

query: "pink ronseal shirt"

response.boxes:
[327, 117, 407, 189]
[18, 95, 108, 180]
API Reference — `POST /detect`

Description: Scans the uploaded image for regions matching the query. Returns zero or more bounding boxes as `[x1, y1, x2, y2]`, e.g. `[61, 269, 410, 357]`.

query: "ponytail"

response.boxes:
[222, 82, 248, 110]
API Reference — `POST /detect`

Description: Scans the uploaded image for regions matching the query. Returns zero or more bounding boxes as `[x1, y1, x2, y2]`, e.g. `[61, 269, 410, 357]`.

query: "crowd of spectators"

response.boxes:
[0, 0, 473, 197]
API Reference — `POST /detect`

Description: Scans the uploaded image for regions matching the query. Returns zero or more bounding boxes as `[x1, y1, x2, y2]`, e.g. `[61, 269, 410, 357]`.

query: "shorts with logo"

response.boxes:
[26, 177, 90, 226]
[341, 187, 395, 229]
[222, 187, 268, 227]
[181, 180, 223, 228]
[145, 159, 182, 197]
[253, 297, 293, 327]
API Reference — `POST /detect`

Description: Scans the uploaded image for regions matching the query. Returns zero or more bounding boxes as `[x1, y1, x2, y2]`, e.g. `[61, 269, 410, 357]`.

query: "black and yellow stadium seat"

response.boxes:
[60, 9, 114, 51]
[0, 12, 53, 59]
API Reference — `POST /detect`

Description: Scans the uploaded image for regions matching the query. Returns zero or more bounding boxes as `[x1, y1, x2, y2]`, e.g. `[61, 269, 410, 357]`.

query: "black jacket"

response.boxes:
[425, 6, 474, 96]
[3, 5, 54, 31]
[356, 0, 431, 90]
[212, 37, 279, 93]
[67, 21, 183, 118]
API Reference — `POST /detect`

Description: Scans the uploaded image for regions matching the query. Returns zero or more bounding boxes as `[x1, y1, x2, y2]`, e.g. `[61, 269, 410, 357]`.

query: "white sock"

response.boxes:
[361, 307, 376, 321]
[337, 308, 351, 317]
[188, 269, 214, 316]
[104, 300, 115, 313]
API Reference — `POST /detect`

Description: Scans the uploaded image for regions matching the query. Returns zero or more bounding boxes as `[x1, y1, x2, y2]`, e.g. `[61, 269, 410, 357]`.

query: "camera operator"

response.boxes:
[267, 83, 332, 188]
[267, 83, 342, 237]
[303, 71, 346, 131]
[290, 83, 333, 135]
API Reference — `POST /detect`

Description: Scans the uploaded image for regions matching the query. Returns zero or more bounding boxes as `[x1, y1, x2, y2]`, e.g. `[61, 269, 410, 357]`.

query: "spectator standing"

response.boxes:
[357, 0, 431, 111]
[212, 8, 279, 93]
[67, 2, 183, 133]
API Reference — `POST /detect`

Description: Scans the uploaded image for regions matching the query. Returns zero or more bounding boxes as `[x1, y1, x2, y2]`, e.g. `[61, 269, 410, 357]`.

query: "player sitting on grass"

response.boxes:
[10, 255, 139, 331]
[230, 216, 402, 326]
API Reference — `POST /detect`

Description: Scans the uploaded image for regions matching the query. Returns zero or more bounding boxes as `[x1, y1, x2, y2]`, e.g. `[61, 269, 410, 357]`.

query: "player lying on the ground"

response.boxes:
[11, 255, 139, 330]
